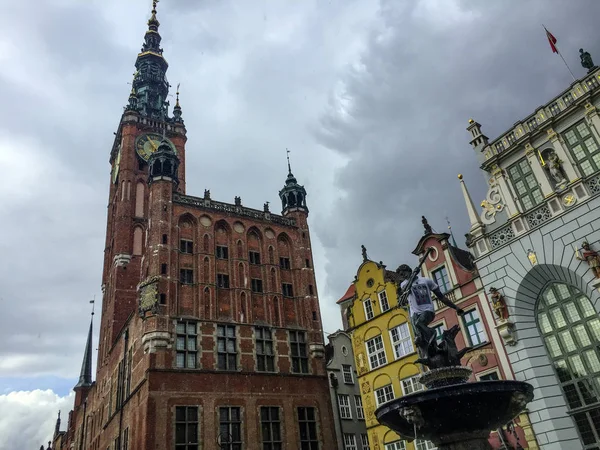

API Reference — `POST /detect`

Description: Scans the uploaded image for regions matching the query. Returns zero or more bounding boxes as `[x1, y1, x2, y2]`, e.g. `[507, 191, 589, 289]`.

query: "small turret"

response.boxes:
[278, 150, 308, 216]
[172, 84, 184, 124]
[148, 138, 180, 185]
[467, 118, 489, 151]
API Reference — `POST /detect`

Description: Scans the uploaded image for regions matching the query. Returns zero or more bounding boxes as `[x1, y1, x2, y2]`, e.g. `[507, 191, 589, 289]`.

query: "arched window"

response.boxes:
[203, 257, 210, 283]
[237, 240, 243, 258]
[273, 296, 280, 327]
[204, 287, 211, 319]
[203, 234, 210, 253]
[537, 283, 600, 447]
[238, 263, 245, 288]
[135, 182, 145, 217]
[133, 227, 143, 255]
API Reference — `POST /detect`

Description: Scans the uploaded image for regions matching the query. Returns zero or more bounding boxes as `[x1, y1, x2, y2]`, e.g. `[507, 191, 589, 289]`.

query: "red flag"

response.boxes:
[545, 27, 558, 54]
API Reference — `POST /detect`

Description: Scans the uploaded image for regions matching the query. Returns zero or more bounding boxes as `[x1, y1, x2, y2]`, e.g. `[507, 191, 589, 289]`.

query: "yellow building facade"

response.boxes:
[339, 259, 436, 450]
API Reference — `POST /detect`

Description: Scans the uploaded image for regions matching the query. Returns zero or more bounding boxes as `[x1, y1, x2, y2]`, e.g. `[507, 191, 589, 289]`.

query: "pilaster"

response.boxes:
[547, 128, 580, 182]
[584, 102, 600, 143]
[491, 165, 520, 217]
[524, 143, 553, 197]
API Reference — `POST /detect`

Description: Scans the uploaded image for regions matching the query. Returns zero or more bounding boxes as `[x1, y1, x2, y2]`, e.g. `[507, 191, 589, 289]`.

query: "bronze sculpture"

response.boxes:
[580, 48, 597, 72]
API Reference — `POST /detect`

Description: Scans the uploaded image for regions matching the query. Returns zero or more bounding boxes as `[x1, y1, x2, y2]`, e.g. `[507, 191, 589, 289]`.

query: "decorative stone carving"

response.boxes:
[527, 249, 538, 266]
[479, 179, 505, 224]
[142, 331, 171, 353]
[309, 343, 325, 359]
[580, 48, 597, 72]
[525, 205, 552, 228]
[138, 276, 160, 317]
[496, 320, 517, 346]
[575, 241, 600, 278]
[113, 253, 132, 267]
[361, 245, 368, 261]
[489, 225, 515, 249]
[544, 150, 568, 191]
[489, 287, 509, 321]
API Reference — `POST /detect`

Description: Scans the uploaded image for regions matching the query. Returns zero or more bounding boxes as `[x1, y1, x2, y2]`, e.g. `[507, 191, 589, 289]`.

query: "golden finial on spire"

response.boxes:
[152, 0, 159, 13]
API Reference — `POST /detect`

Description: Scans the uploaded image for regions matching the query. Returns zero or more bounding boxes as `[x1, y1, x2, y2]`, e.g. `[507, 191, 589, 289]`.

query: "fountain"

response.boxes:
[377, 255, 534, 450]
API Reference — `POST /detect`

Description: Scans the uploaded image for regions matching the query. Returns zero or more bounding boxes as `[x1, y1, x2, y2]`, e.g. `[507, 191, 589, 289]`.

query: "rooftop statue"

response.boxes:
[580, 48, 597, 72]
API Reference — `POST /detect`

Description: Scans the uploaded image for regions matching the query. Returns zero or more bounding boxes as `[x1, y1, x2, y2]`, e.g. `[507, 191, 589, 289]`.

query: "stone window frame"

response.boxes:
[389, 323, 414, 360]
[174, 405, 200, 449]
[217, 324, 237, 371]
[297, 406, 319, 450]
[179, 268, 194, 285]
[251, 278, 263, 293]
[179, 239, 193, 254]
[354, 396, 364, 420]
[255, 326, 276, 373]
[218, 406, 242, 450]
[363, 299, 374, 321]
[431, 265, 451, 293]
[259, 406, 282, 449]
[289, 330, 309, 374]
[461, 307, 488, 347]
[343, 433, 357, 450]
[377, 290, 390, 312]
[282, 283, 294, 297]
[506, 157, 544, 212]
[563, 120, 600, 177]
[361, 434, 369, 450]
[216, 245, 229, 260]
[175, 321, 198, 369]
[374, 384, 394, 407]
[341, 364, 354, 384]
[365, 335, 387, 370]
[249, 250, 261, 265]
[338, 394, 352, 420]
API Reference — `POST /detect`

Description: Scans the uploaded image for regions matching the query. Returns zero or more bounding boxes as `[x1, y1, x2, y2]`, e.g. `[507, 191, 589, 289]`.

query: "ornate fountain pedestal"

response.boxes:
[375, 366, 534, 450]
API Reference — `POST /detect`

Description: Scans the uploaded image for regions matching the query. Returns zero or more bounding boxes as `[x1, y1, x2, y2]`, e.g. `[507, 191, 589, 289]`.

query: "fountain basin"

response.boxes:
[375, 380, 533, 446]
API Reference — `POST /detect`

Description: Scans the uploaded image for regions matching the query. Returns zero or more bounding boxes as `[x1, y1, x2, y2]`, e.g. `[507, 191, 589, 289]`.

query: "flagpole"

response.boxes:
[542, 24, 577, 82]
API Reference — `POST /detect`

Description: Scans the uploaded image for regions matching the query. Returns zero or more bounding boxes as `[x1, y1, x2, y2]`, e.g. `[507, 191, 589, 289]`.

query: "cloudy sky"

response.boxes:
[1, 0, 599, 447]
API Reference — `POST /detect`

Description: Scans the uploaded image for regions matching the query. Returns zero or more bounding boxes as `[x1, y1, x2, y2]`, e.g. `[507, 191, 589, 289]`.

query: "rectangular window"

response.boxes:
[260, 407, 282, 450]
[342, 364, 354, 384]
[479, 371, 500, 381]
[217, 325, 237, 370]
[305, 258, 310, 268]
[216, 245, 229, 260]
[176, 321, 197, 369]
[249, 251, 261, 265]
[462, 309, 487, 346]
[366, 335, 387, 369]
[401, 376, 424, 395]
[297, 407, 319, 450]
[308, 285, 314, 295]
[364, 299, 374, 321]
[564, 121, 600, 176]
[343, 434, 357, 450]
[219, 407, 242, 450]
[355, 396, 364, 420]
[161, 263, 167, 275]
[282, 283, 294, 297]
[432, 266, 451, 293]
[384, 442, 406, 450]
[507, 158, 544, 211]
[180, 239, 193, 254]
[256, 327, 275, 372]
[122, 428, 129, 450]
[338, 394, 352, 419]
[217, 274, 230, 288]
[378, 290, 390, 312]
[415, 440, 437, 450]
[290, 330, 309, 374]
[180, 269, 193, 284]
[251, 279, 263, 293]
[175, 406, 199, 449]
[375, 384, 394, 406]
[433, 323, 446, 343]
[389, 323, 414, 360]
[361, 434, 370, 450]
[280, 257, 291, 269]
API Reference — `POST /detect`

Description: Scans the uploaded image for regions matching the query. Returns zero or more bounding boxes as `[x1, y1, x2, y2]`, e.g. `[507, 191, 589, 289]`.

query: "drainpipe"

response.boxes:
[330, 373, 344, 450]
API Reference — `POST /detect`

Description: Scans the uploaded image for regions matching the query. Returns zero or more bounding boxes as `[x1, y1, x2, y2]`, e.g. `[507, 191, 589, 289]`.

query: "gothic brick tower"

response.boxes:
[51, 3, 336, 450]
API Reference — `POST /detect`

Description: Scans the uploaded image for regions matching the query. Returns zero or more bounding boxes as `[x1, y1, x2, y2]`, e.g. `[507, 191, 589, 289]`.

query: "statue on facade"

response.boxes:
[489, 287, 509, 321]
[422, 216, 433, 235]
[234, 196, 242, 206]
[203, 189, 211, 199]
[576, 241, 600, 278]
[580, 48, 597, 73]
[396, 250, 468, 369]
[546, 151, 568, 190]
[361, 245, 368, 261]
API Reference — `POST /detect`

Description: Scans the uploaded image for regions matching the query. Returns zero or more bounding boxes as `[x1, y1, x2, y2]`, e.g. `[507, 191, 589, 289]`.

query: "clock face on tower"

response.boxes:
[135, 133, 178, 162]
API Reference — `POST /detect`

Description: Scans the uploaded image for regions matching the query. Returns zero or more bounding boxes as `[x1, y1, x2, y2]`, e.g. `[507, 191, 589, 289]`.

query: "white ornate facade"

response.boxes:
[460, 67, 600, 449]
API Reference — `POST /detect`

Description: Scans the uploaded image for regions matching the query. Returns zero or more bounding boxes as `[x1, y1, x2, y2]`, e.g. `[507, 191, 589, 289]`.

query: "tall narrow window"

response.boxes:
[219, 407, 242, 450]
[135, 182, 144, 217]
[251, 279, 263, 293]
[176, 321, 197, 369]
[365, 335, 386, 369]
[260, 407, 282, 450]
[355, 396, 364, 420]
[249, 251, 261, 265]
[507, 158, 544, 211]
[432, 266, 451, 293]
[342, 365, 354, 384]
[180, 269, 193, 285]
[180, 239, 193, 254]
[122, 428, 129, 450]
[217, 325, 237, 370]
[360, 434, 370, 450]
[297, 407, 319, 450]
[343, 434, 357, 450]
[217, 245, 229, 260]
[268, 246, 274, 264]
[375, 384, 394, 406]
[217, 274, 230, 288]
[279, 257, 291, 269]
[462, 309, 487, 346]
[175, 406, 199, 449]
[364, 299, 374, 320]
[564, 121, 600, 176]
[378, 290, 390, 312]
[389, 323, 414, 359]
[289, 330, 309, 374]
[282, 283, 294, 297]
[133, 227, 143, 256]
[256, 327, 275, 372]
[237, 240, 243, 258]
[338, 394, 352, 419]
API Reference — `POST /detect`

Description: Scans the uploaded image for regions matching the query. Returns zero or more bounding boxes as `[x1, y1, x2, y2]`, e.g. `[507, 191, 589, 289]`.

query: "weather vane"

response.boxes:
[90, 295, 96, 316]
[286, 148, 291, 173]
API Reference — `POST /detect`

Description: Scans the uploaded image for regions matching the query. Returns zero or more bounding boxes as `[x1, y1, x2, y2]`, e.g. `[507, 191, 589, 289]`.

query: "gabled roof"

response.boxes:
[449, 244, 476, 271]
[411, 232, 450, 255]
[336, 283, 356, 304]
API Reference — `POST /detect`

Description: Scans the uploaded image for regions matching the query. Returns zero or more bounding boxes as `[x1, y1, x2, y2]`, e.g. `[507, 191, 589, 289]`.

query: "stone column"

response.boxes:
[491, 165, 520, 217]
[525, 143, 553, 197]
[547, 128, 581, 182]
[584, 102, 600, 143]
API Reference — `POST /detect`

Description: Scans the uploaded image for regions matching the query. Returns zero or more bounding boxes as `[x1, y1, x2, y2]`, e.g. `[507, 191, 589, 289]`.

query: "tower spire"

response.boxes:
[74, 302, 94, 389]
[458, 174, 483, 231]
[131, 0, 170, 119]
[286, 148, 292, 174]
